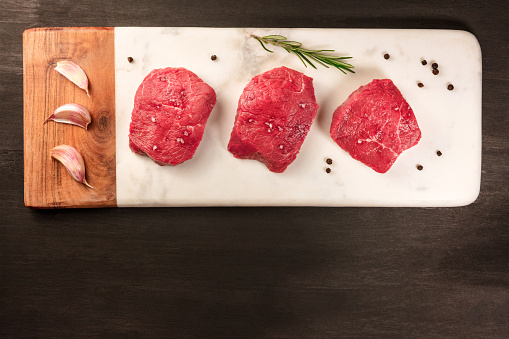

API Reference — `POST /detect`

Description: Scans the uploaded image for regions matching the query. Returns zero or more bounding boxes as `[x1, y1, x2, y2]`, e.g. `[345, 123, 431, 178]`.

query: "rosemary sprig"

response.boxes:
[251, 34, 355, 74]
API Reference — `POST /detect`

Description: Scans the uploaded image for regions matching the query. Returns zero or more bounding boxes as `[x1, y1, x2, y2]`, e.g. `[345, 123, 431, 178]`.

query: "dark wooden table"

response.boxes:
[1, 1, 507, 337]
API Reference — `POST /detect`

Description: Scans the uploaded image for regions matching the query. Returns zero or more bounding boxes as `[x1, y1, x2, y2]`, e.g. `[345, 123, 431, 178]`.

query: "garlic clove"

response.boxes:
[44, 103, 92, 129]
[50, 145, 94, 189]
[55, 60, 90, 97]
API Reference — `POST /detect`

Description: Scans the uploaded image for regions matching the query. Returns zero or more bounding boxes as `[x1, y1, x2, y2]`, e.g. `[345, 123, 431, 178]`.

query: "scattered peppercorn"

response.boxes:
[436, 150, 442, 156]
[326, 158, 333, 165]
[416, 164, 423, 171]
[211, 55, 217, 61]
[421, 59, 427, 66]
[384, 53, 390, 60]
[127, 57, 134, 63]
[431, 62, 438, 69]
[432, 69, 439, 75]
[326, 167, 331, 173]
[417, 82, 424, 88]
[447, 84, 454, 91]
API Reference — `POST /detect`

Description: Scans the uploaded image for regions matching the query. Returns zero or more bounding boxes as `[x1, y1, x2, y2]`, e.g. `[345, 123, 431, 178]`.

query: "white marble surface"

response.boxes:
[115, 28, 481, 207]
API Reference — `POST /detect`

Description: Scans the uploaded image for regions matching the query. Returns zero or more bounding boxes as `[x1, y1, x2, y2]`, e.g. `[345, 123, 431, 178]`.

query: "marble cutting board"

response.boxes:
[23, 27, 482, 208]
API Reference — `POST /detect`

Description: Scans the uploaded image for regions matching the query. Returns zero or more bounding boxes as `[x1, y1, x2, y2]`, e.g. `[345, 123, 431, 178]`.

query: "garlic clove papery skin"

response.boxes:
[50, 145, 94, 189]
[44, 103, 92, 129]
[55, 60, 90, 97]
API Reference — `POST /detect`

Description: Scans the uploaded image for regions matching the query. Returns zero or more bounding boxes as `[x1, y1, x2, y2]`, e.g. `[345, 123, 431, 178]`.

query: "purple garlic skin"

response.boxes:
[55, 60, 90, 97]
[50, 145, 94, 189]
[44, 103, 91, 129]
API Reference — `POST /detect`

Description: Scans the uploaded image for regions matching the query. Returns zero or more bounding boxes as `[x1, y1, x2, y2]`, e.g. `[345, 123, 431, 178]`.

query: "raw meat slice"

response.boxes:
[128, 67, 216, 166]
[227, 66, 319, 173]
[329, 79, 421, 173]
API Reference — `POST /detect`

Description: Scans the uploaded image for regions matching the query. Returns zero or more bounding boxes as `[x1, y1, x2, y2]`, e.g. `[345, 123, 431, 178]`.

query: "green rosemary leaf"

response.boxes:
[281, 40, 302, 48]
[295, 51, 318, 69]
[263, 35, 287, 40]
[292, 50, 308, 67]
[305, 52, 332, 69]
[297, 48, 332, 54]
[253, 36, 274, 53]
[314, 53, 355, 69]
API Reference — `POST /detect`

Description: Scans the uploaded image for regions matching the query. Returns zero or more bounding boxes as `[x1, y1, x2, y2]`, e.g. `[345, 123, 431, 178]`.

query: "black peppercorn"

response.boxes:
[326, 168, 331, 173]
[127, 57, 133, 63]
[436, 150, 442, 156]
[431, 62, 438, 69]
[421, 59, 427, 66]
[211, 55, 217, 61]
[326, 158, 333, 165]
[416, 164, 423, 171]
[384, 53, 390, 60]
[432, 69, 439, 75]
[417, 82, 424, 88]
[447, 84, 454, 91]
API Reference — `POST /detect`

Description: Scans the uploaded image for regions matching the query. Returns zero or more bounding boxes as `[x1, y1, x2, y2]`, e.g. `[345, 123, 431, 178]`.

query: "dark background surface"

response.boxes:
[1, 0, 508, 337]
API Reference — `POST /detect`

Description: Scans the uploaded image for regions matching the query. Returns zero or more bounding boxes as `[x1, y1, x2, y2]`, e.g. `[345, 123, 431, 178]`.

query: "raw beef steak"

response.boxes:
[228, 66, 319, 173]
[329, 79, 421, 173]
[129, 67, 216, 165]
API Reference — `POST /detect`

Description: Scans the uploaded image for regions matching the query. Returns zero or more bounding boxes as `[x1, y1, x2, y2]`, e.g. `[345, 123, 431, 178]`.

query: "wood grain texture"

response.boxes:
[23, 27, 116, 208]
